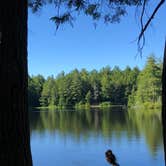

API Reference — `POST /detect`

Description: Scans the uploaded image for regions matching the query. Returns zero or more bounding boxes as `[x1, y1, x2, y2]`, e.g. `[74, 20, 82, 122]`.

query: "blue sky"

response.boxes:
[28, 3, 166, 78]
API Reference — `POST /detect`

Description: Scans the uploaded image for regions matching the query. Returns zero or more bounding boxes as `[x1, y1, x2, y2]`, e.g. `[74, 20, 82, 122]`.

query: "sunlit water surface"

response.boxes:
[30, 108, 164, 166]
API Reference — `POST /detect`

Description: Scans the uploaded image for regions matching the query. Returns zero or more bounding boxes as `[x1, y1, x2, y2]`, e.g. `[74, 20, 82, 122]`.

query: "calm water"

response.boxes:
[30, 108, 164, 166]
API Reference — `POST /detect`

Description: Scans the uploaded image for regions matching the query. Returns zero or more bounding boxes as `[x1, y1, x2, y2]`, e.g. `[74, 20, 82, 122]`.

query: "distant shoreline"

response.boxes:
[31, 104, 127, 110]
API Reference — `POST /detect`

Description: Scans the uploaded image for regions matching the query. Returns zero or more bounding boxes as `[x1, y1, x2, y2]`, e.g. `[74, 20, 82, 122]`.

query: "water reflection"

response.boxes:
[30, 108, 163, 157]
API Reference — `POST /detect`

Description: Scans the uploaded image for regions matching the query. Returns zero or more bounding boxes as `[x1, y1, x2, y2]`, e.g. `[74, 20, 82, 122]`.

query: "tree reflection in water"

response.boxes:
[29, 107, 163, 157]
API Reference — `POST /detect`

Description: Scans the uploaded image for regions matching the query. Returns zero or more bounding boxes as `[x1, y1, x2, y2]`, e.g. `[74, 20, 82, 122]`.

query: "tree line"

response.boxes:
[28, 55, 162, 109]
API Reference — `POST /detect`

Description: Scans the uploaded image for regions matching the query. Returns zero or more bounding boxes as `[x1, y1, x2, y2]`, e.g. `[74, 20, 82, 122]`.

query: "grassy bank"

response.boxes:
[129, 102, 161, 110]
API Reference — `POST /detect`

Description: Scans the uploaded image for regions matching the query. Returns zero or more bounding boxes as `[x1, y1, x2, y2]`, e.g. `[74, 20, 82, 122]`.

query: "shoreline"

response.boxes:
[31, 104, 127, 110]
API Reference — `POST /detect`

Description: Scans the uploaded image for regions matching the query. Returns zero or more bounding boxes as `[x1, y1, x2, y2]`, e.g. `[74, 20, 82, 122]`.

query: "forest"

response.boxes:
[28, 55, 162, 109]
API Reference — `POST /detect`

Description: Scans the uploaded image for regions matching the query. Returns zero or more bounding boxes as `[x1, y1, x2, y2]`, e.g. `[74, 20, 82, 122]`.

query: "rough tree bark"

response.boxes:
[0, 0, 32, 165]
[162, 41, 166, 165]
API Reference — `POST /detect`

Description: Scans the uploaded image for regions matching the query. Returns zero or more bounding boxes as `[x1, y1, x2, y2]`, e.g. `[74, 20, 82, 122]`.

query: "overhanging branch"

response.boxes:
[138, 0, 165, 52]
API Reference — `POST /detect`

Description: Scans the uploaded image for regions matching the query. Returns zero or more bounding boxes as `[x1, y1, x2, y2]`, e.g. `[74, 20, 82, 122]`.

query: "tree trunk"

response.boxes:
[162, 40, 166, 165]
[0, 1, 32, 165]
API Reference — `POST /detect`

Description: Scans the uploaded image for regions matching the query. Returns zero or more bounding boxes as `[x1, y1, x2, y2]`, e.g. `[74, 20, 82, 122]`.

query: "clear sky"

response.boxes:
[28, 2, 166, 78]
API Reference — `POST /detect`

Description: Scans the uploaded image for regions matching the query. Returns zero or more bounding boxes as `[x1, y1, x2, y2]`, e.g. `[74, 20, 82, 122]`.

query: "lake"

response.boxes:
[29, 107, 164, 166]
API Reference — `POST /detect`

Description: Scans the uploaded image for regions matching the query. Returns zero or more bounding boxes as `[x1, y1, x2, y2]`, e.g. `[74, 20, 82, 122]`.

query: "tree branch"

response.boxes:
[138, 0, 147, 55]
[138, 0, 165, 50]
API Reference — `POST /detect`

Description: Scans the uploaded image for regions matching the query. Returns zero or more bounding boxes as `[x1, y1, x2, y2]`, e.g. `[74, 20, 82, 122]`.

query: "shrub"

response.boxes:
[99, 101, 111, 108]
